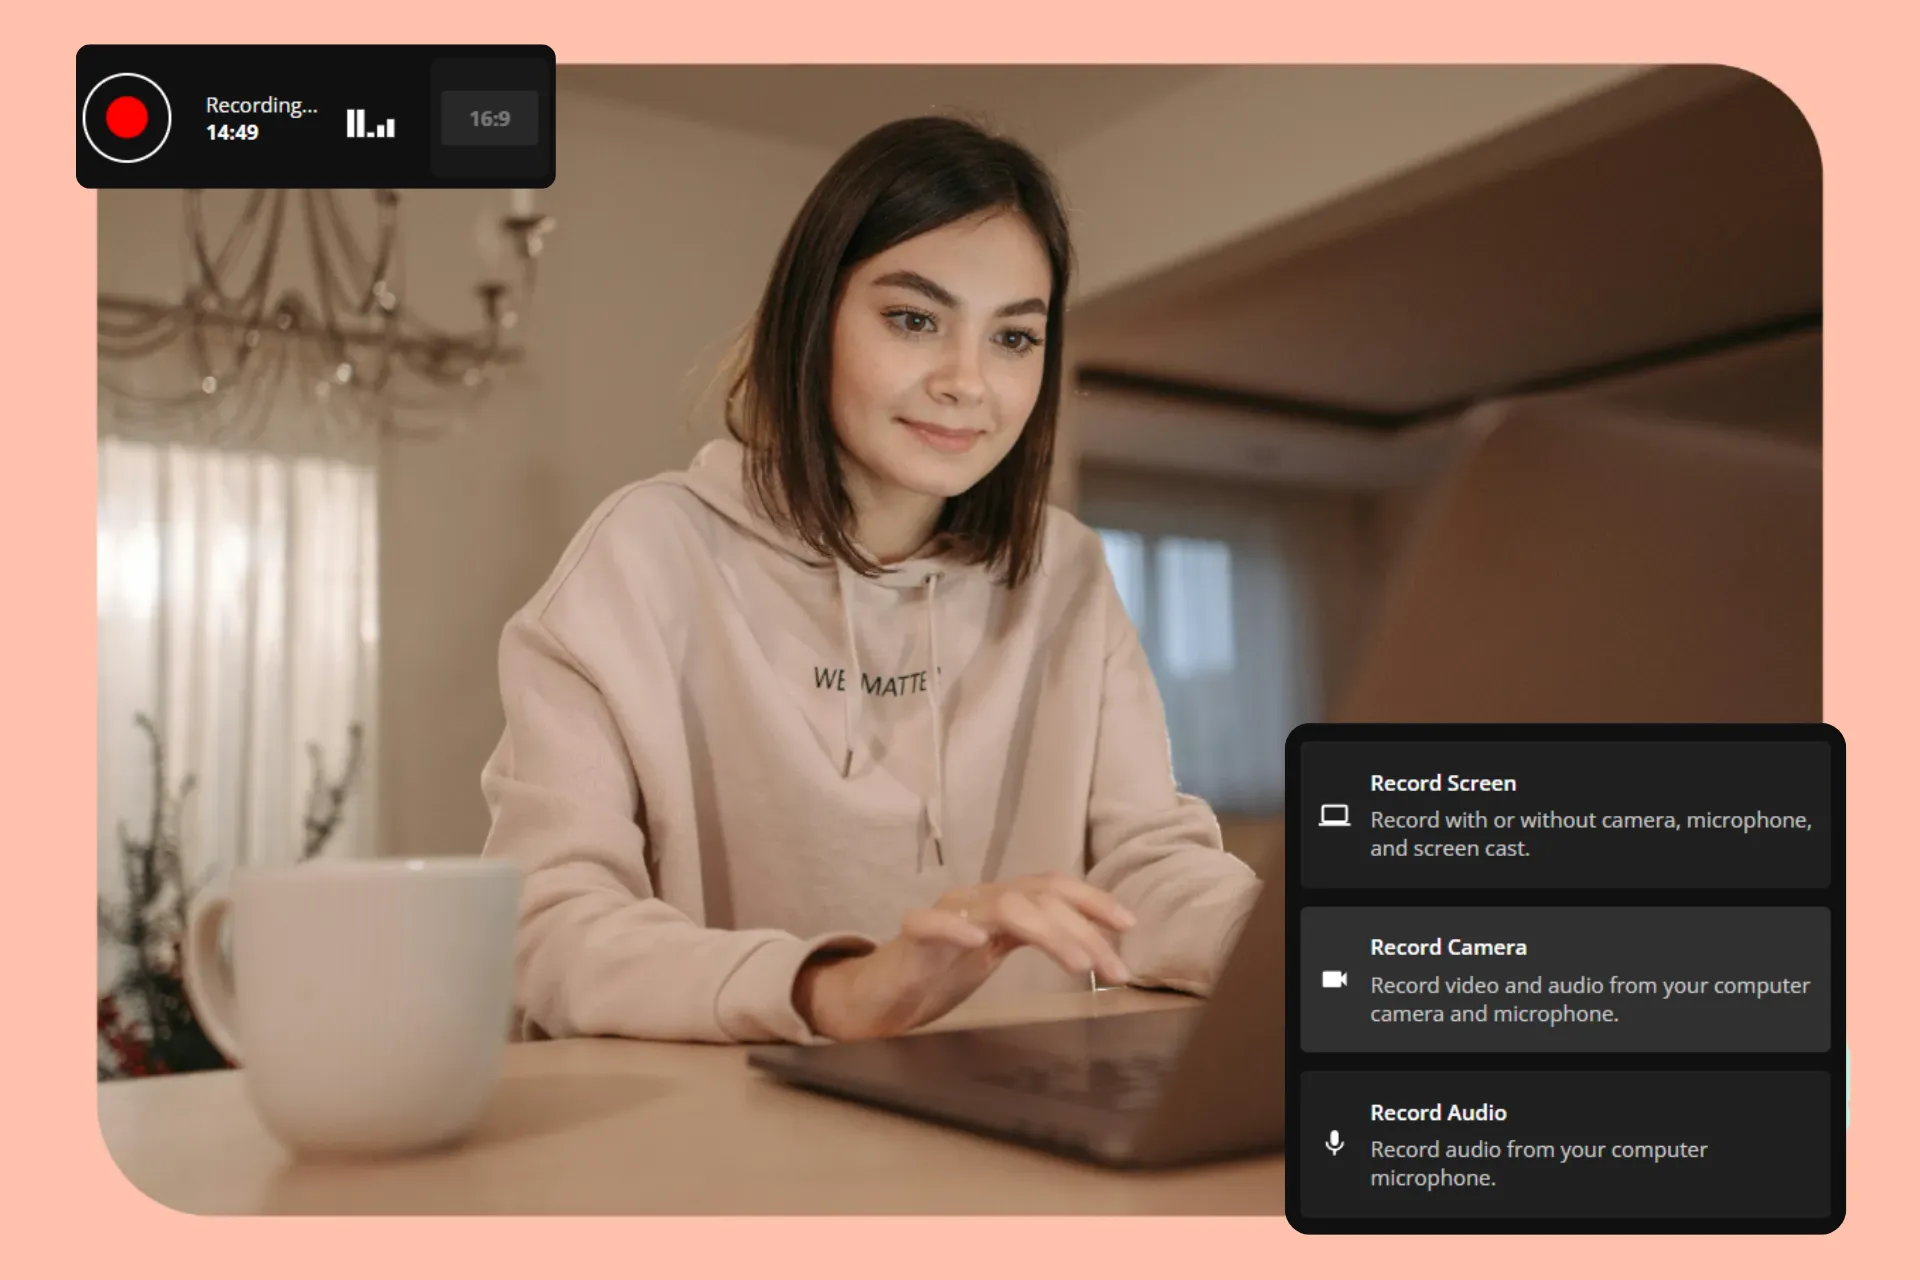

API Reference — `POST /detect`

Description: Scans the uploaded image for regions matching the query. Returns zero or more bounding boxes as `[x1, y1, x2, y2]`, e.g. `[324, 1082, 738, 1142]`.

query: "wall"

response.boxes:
[1347, 331, 1825, 654]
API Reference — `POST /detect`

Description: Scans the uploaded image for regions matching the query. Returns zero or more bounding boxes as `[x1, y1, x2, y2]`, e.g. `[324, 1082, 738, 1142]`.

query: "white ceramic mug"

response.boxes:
[181, 856, 522, 1157]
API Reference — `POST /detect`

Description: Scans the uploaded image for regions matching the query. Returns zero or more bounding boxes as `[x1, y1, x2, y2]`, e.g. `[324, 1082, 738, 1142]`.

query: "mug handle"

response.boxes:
[182, 887, 244, 1065]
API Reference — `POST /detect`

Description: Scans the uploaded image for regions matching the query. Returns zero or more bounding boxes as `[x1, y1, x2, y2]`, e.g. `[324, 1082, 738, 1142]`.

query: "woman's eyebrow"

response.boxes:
[871, 269, 1048, 319]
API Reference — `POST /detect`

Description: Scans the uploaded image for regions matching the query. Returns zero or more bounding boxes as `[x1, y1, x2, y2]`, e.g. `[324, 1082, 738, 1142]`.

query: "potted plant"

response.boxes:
[97, 713, 364, 1080]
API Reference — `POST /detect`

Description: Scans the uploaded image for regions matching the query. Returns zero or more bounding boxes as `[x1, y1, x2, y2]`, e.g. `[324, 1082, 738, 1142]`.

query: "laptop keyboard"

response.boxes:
[972, 1052, 1178, 1112]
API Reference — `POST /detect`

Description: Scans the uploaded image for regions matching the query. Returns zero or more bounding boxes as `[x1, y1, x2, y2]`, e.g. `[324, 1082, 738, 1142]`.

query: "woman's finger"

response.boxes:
[1035, 892, 1132, 985]
[991, 891, 1094, 975]
[1020, 873, 1137, 933]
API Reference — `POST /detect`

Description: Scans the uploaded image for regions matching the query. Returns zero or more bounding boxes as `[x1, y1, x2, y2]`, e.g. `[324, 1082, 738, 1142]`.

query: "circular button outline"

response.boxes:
[82, 72, 172, 164]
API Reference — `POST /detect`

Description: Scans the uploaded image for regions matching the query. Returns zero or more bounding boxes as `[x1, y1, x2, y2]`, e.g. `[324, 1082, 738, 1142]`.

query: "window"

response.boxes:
[97, 436, 379, 933]
[1156, 536, 1236, 678]
[1097, 529, 1146, 625]
[1086, 471, 1345, 815]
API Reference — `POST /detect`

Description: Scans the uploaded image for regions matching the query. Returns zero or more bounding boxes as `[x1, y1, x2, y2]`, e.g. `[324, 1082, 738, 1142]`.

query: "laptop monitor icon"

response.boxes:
[1319, 803, 1350, 827]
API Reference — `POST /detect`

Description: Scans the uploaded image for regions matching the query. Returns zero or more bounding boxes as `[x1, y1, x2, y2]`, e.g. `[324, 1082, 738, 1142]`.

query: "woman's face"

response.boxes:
[828, 209, 1052, 507]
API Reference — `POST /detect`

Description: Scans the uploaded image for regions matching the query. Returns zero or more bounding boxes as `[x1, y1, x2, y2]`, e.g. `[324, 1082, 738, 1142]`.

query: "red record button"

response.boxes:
[106, 96, 149, 138]
[83, 73, 171, 163]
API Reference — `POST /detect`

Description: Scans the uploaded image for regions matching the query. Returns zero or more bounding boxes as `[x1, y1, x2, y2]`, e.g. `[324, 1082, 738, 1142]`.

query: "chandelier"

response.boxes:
[97, 188, 556, 447]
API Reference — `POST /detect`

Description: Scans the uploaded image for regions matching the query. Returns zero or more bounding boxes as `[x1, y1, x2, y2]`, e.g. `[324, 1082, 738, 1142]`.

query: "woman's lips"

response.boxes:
[901, 419, 984, 454]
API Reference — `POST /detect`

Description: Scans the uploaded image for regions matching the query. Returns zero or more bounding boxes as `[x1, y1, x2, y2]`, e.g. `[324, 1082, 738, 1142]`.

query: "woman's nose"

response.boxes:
[927, 339, 987, 404]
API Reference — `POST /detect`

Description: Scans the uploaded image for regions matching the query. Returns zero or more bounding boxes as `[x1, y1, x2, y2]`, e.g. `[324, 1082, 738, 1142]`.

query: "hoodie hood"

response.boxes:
[670, 437, 961, 867]
[675, 436, 954, 582]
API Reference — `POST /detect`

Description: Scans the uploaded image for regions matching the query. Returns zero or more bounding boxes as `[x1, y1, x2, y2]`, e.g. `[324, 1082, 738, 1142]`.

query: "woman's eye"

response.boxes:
[886, 309, 935, 334]
[999, 330, 1043, 354]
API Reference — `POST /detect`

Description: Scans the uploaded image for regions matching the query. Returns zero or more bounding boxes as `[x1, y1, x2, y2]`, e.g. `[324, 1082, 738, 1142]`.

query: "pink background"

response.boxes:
[17, 1, 1910, 1271]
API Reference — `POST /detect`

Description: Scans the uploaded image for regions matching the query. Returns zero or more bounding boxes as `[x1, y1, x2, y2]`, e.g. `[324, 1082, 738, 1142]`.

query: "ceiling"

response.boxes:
[560, 65, 1212, 157]
[1069, 71, 1822, 429]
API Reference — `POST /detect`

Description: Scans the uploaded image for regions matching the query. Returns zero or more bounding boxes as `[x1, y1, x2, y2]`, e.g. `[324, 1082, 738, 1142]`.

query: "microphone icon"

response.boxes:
[1326, 1129, 1345, 1155]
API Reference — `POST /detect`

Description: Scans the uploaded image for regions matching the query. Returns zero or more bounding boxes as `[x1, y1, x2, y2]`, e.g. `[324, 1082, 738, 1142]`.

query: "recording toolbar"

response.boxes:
[77, 45, 555, 188]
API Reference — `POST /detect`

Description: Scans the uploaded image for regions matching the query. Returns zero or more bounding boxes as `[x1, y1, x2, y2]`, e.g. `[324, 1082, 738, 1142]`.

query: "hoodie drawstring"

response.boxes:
[924, 571, 945, 867]
[835, 561, 948, 870]
[836, 561, 865, 779]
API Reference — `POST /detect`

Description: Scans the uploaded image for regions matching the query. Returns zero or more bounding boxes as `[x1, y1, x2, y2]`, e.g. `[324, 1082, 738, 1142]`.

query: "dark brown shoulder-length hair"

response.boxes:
[721, 114, 1073, 588]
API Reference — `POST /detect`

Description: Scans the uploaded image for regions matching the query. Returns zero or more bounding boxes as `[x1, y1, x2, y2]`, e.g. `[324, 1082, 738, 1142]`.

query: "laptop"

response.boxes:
[749, 874, 1285, 1170]
[748, 396, 1820, 1169]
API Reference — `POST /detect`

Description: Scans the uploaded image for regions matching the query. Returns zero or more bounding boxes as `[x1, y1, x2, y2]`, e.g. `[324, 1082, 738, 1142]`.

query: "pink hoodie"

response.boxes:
[480, 438, 1261, 1043]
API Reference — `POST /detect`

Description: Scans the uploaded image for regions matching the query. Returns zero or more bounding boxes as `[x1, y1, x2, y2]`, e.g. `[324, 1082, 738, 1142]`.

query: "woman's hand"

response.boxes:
[793, 874, 1138, 1041]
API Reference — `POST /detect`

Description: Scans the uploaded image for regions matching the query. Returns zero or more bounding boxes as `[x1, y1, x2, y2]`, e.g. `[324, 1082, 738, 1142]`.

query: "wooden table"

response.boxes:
[98, 988, 1285, 1214]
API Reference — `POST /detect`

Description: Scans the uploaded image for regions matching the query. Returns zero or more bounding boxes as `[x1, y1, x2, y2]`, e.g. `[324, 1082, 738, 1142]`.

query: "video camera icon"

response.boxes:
[82, 72, 172, 164]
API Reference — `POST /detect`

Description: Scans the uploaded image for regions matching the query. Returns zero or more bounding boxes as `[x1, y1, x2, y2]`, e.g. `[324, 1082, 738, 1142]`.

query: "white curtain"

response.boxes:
[1083, 469, 1358, 815]
[97, 435, 379, 975]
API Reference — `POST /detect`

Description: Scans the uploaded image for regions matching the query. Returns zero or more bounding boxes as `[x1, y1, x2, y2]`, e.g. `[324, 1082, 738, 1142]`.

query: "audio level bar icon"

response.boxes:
[346, 109, 395, 139]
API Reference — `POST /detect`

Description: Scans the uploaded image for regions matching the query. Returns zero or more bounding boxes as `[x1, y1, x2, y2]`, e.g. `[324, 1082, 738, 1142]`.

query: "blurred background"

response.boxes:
[95, 65, 1820, 1050]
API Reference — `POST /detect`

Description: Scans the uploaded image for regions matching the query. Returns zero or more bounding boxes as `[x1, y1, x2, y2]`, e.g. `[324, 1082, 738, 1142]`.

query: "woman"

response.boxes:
[481, 114, 1261, 1046]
